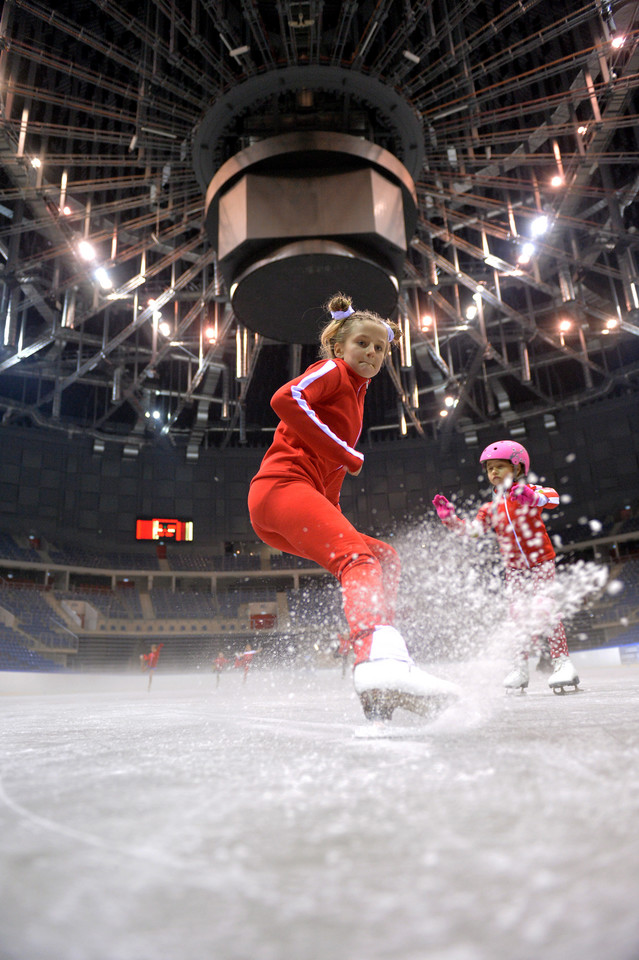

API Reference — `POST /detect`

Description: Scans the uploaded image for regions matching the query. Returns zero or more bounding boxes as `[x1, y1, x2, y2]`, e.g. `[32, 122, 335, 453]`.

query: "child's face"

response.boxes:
[485, 458, 515, 488]
[333, 319, 388, 378]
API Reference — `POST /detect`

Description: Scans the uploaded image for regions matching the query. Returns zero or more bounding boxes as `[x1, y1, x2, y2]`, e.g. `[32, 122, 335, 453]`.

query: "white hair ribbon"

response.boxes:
[330, 306, 355, 320]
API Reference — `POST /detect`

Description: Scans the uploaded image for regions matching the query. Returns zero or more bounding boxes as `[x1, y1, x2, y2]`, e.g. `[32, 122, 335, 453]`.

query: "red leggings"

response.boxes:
[506, 561, 569, 659]
[248, 477, 400, 660]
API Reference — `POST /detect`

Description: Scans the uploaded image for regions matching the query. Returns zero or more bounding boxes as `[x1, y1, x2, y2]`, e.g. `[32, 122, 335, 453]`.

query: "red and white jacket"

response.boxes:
[251, 358, 369, 506]
[442, 485, 560, 570]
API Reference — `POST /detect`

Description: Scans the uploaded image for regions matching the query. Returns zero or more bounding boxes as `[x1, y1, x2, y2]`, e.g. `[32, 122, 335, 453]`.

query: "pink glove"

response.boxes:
[509, 483, 539, 507]
[432, 494, 455, 520]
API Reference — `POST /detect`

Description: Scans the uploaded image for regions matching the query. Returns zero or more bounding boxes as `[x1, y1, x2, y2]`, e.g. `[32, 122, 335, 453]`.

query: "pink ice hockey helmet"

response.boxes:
[479, 439, 530, 474]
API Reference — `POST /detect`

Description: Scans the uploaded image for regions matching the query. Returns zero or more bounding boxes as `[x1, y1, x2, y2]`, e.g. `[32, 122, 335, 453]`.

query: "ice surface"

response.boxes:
[1, 659, 638, 960]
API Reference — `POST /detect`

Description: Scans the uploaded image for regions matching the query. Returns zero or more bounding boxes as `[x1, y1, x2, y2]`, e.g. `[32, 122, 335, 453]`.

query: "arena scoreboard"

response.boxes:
[135, 518, 193, 541]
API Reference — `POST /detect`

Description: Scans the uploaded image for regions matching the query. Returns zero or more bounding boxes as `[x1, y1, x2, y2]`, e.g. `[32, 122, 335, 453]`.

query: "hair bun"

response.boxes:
[327, 293, 352, 315]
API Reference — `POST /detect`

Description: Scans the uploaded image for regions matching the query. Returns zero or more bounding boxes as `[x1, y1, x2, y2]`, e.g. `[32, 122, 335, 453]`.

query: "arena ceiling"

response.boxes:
[0, 0, 638, 458]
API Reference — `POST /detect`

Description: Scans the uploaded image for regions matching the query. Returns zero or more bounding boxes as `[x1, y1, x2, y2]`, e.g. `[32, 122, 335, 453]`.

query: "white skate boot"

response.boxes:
[503, 656, 529, 693]
[353, 626, 461, 722]
[548, 654, 580, 694]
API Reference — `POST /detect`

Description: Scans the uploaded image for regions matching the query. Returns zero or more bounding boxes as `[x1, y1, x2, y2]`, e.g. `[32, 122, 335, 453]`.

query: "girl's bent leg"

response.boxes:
[249, 478, 394, 652]
[249, 478, 461, 718]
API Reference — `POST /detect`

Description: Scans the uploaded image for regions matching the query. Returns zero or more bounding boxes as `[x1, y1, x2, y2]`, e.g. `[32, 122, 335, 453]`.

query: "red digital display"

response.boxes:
[135, 518, 193, 541]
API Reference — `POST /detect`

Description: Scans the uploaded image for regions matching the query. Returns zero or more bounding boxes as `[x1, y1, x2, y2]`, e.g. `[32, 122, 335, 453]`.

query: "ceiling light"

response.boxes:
[30, 157, 41, 169]
[78, 239, 96, 261]
[531, 214, 549, 236]
[420, 314, 433, 329]
[159, 321, 171, 337]
[517, 242, 535, 264]
[611, 36, 625, 49]
[559, 319, 572, 333]
[403, 50, 420, 64]
[551, 174, 564, 187]
[139, 126, 178, 140]
[465, 304, 478, 320]
[229, 45, 250, 57]
[605, 318, 619, 329]
[94, 267, 113, 289]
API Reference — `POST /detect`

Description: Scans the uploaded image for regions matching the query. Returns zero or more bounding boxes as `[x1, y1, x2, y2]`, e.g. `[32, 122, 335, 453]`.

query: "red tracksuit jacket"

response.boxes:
[251, 357, 369, 504]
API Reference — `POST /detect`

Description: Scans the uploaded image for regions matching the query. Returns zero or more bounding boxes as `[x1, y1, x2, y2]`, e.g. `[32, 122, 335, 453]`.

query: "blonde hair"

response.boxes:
[318, 293, 402, 360]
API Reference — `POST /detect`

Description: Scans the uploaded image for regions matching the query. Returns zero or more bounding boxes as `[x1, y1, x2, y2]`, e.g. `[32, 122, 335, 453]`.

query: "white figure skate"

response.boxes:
[548, 654, 580, 694]
[503, 656, 529, 693]
[353, 626, 461, 722]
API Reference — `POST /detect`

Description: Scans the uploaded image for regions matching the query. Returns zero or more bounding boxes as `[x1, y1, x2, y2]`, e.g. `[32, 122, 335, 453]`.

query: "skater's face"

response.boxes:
[334, 320, 388, 378]
[485, 458, 515, 488]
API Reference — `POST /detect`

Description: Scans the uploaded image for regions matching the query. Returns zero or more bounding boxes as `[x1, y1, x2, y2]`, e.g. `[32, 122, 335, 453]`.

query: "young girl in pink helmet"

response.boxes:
[249, 293, 461, 721]
[432, 439, 579, 693]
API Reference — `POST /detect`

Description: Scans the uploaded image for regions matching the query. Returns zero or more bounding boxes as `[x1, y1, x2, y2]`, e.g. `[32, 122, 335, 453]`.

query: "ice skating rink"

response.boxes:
[1, 656, 638, 960]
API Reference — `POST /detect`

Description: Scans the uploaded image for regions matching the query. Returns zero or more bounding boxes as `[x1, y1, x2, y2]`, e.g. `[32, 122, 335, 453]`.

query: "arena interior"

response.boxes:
[1, 3, 638, 960]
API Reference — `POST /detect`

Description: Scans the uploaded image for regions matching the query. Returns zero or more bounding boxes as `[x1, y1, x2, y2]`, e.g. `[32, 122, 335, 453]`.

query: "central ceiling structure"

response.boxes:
[0, 0, 638, 458]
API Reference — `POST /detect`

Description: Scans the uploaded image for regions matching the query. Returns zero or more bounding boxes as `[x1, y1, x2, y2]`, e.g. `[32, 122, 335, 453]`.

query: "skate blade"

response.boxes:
[359, 689, 456, 723]
[504, 684, 528, 695]
[551, 683, 581, 695]
[394, 692, 455, 719]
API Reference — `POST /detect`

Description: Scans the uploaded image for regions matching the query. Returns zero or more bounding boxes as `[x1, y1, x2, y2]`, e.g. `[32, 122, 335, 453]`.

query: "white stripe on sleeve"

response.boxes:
[291, 360, 364, 463]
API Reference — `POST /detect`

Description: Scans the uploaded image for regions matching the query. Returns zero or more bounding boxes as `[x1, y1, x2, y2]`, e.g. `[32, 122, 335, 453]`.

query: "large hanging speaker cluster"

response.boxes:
[192, 68, 422, 343]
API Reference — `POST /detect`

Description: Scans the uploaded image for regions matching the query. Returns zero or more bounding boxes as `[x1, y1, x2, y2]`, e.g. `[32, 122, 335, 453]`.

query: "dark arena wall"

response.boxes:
[0, 393, 637, 548]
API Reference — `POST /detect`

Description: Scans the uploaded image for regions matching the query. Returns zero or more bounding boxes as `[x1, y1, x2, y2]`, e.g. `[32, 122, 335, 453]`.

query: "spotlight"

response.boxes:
[531, 215, 549, 237]
[94, 267, 113, 290]
[78, 239, 96, 261]
[517, 242, 535, 265]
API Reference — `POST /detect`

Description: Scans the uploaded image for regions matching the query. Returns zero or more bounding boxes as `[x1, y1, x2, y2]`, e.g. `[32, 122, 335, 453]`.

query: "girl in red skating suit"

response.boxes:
[433, 439, 579, 693]
[234, 644, 259, 684]
[139, 643, 164, 691]
[248, 293, 460, 721]
[213, 651, 229, 687]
